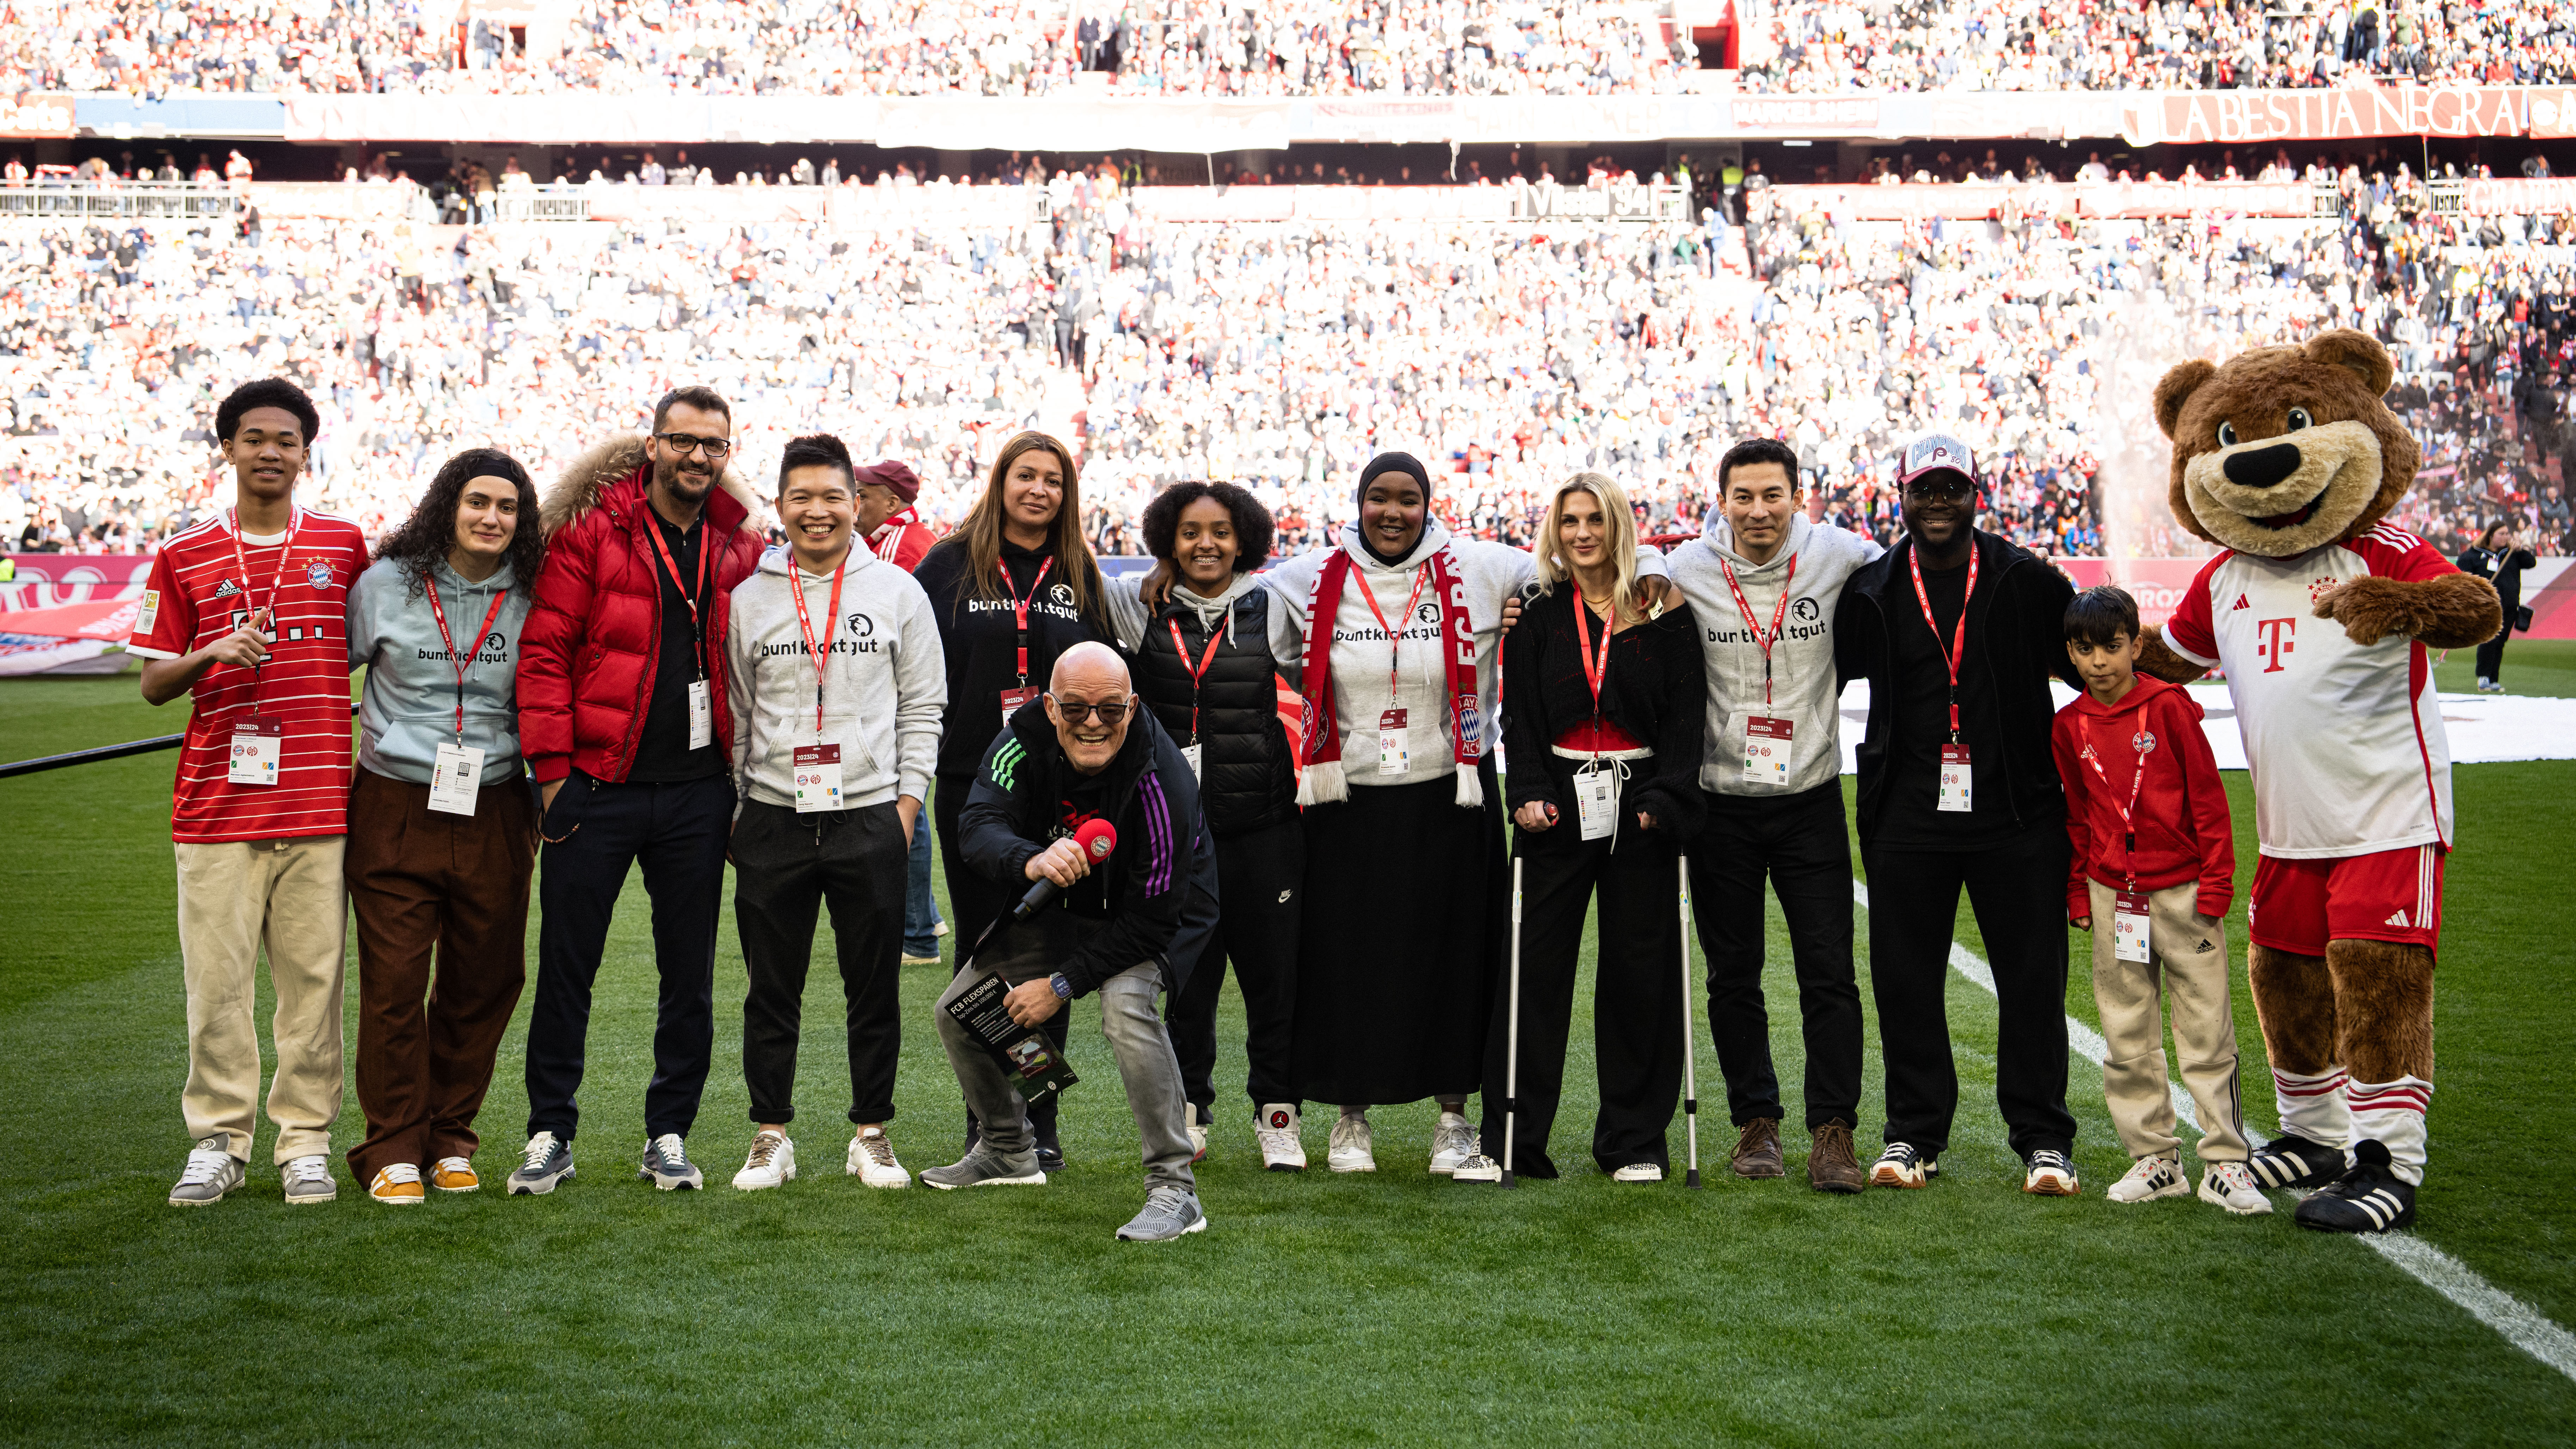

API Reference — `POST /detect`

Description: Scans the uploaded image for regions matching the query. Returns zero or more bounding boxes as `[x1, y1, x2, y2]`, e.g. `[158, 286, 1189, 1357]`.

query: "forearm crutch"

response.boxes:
[1501, 853, 1525, 1190]
[1679, 853, 1701, 1190]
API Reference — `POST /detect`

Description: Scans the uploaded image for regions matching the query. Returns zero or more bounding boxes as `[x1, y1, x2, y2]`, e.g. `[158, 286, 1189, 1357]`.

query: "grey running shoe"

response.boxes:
[168, 1135, 244, 1207]
[639, 1133, 703, 1191]
[1115, 1186, 1208, 1242]
[508, 1131, 575, 1196]
[281, 1154, 337, 1205]
[920, 1143, 1047, 1190]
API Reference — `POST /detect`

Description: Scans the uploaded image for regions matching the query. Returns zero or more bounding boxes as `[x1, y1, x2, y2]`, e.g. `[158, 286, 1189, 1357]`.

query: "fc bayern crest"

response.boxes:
[306, 561, 333, 590]
[2133, 730, 2157, 754]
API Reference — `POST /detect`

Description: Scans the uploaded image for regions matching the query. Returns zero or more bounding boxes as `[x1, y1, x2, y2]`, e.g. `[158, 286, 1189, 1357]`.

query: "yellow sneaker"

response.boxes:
[368, 1164, 426, 1205]
[430, 1156, 479, 1193]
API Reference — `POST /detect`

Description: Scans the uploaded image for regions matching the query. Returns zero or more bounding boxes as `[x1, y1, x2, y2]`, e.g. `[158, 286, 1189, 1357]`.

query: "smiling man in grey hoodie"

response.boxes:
[1660, 437, 1882, 1193]
[721, 434, 946, 1193]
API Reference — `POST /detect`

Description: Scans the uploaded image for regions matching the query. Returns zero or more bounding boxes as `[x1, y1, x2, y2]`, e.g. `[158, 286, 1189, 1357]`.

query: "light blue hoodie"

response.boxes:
[347, 553, 532, 786]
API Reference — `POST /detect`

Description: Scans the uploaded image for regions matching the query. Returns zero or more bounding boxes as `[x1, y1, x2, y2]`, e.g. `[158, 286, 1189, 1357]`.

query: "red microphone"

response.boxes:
[1010, 819, 1119, 922]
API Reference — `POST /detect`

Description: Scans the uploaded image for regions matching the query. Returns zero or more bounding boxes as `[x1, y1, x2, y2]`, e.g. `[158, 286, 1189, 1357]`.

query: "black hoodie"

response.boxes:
[914, 534, 1113, 780]
[1834, 528, 2080, 852]
[959, 699, 1216, 998]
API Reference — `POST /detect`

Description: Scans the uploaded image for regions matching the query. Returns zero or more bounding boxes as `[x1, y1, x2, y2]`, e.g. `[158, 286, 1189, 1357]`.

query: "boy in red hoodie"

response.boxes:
[2054, 587, 2268, 1216]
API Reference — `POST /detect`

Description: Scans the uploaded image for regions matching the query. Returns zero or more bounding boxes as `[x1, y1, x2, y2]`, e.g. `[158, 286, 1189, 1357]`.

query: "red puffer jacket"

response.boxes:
[519, 435, 769, 785]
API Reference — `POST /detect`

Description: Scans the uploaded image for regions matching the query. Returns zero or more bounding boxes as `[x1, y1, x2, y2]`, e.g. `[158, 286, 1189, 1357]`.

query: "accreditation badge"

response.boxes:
[1937, 743, 1973, 812]
[1179, 742, 1203, 781]
[2114, 890, 2153, 965]
[228, 716, 283, 786]
[794, 743, 844, 814]
[1377, 708, 1410, 775]
[686, 679, 713, 751]
[1574, 765, 1617, 842]
[1741, 713, 1795, 786]
[427, 742, 485, 816]
[997, 684, 1040, 716]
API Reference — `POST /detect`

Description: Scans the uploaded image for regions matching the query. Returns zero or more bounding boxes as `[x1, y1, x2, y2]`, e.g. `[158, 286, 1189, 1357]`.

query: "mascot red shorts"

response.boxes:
[2249, 844, 2446, 960]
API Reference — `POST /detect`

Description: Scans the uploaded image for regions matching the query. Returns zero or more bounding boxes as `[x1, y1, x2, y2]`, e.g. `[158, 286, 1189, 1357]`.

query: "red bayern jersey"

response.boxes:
[126, 507, 370, 843]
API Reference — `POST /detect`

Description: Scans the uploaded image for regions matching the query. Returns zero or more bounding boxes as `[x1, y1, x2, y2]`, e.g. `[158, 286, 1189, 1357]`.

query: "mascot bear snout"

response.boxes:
[2221, 442, 2303, 489]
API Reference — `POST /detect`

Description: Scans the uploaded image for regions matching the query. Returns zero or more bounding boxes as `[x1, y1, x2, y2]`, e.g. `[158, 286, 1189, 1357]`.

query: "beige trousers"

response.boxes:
[174, 836, 349, 1163]
[2089, 877, 2248, 1164]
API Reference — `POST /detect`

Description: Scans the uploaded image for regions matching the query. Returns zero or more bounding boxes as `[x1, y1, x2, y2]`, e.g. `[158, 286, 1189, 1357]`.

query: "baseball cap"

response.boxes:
[1896, 432, 1979, 490]
[855, 459, 921, 505]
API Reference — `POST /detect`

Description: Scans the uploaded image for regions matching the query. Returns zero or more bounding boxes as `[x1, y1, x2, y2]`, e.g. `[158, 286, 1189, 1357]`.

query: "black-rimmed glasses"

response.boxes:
[1048, 696, 1132, 724]
[656, 431, 735, 460]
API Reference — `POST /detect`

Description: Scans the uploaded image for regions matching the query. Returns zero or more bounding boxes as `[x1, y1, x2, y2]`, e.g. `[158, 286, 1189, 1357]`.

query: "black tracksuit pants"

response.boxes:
[732, 799, 906, 1127]
[1688, 781, 1864, 1131]
[525, 770, 731, 1143]
[1863, 823, 2078, 1160]
[1166, 816, 1303, 1114]
[1478, 822, 1685, 1178]
[935, 771, 1068, 1142]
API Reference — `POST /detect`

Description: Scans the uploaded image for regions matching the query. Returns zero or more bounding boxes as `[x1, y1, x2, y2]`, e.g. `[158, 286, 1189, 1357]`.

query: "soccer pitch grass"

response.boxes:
[3, 676, 2571, 1444]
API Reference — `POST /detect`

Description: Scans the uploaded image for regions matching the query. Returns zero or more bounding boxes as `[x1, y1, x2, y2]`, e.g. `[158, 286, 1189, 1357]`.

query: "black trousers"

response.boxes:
[733, 799, 905, 1127]
[525, 770, 731, 1143]
[935, 771, 1068, 1140]
[1864, 824, 2077, 1160]
[1166, 816, 1303, 1113]
[1478, 809, 1684, 1178]
[2474, 620, 2512, 682]
[1689, 781, 1864, 1131]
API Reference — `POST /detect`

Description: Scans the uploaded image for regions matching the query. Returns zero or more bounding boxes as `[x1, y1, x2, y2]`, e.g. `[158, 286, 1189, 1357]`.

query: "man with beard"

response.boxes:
[508, 387, 770, 1196]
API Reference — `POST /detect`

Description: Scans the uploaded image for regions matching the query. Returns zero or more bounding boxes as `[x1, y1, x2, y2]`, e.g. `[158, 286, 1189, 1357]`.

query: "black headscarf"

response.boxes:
[1354, 451, 1433, 567]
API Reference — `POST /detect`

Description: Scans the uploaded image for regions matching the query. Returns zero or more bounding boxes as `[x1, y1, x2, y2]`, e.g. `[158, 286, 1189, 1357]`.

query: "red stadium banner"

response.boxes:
[2457, 179, 2576, 215]
[2122, 85, 2576, 147]
[0, 554, 157, 614]
[0, 92, 76, 140]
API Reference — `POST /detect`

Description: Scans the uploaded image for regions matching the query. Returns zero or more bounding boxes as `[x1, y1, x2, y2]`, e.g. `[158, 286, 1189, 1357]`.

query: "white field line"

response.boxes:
[1851, 879, 2576, 1384]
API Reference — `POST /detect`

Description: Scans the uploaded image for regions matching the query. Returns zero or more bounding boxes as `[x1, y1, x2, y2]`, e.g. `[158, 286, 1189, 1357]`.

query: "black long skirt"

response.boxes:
[1291, 758, 1507, 1106]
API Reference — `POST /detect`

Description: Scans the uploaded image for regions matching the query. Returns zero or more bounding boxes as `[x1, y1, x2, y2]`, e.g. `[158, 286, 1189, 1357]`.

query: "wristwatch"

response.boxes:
[1049, 972, 1074, 1000]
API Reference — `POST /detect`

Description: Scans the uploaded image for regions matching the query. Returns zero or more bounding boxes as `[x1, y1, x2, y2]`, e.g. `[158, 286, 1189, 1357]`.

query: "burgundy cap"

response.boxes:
[856, 459, 920, 504]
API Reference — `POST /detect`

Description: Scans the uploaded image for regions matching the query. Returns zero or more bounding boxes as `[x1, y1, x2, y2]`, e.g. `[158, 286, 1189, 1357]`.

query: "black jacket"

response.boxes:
[2457, 545, 2536, 616]
[915, 535, 1113, 780]
[1834, 529, 2079, 849]
[1501, 589, 1708, 849]
[1132, 584, 1295, 837]
[960, 700, 1216, 998]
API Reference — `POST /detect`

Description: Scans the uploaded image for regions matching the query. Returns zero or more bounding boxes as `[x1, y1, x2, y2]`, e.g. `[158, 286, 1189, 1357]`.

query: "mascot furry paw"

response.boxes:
[2139, 329, 2498, 1232]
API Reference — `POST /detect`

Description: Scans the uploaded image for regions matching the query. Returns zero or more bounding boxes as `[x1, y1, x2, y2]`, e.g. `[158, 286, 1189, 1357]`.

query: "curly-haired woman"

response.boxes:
[342, 447, 543, 1205]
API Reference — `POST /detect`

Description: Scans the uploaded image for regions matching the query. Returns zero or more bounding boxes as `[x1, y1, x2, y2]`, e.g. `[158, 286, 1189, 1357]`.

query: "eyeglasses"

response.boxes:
[1048, 696, 1131, 724]
[1902, 479, 1976, 502]
[655, 431, 734, 460]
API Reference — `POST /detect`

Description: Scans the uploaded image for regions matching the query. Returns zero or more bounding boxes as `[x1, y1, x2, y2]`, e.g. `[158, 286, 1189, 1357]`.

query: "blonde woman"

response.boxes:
[1486, 472, 1707, 1183]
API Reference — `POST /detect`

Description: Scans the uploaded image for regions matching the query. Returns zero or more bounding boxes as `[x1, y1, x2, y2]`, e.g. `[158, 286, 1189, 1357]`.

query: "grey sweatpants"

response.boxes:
[934, 959, 1197, 1193]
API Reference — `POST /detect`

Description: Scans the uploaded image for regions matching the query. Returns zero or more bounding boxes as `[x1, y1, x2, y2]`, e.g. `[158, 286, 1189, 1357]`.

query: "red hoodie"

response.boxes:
[2050, 675, 2235, 922]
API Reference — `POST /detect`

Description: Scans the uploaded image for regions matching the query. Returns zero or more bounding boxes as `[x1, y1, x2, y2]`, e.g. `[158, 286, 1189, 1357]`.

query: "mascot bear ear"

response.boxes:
[2303, 328, 2396, 396]
[2152, 359, 2217, 441]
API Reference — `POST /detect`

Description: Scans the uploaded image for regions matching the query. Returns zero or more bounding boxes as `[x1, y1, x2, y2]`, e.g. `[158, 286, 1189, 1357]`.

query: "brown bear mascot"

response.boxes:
[2138, 329, 2498, 1233]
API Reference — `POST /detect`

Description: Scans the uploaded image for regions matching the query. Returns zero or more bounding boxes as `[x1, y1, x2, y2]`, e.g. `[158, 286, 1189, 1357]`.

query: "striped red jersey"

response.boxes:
[126, 508, 370, 843]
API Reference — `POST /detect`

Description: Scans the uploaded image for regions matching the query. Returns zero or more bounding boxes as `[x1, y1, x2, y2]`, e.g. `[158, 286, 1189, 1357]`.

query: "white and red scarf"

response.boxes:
[1296, 542, 1483, 809]
[866, 507, 917, 563]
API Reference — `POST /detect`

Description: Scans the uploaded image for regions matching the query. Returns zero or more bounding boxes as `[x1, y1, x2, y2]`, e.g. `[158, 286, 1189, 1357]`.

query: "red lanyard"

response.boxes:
[788, 555, 851, 739]
[645, 514, 710, 677]
[1353, 561, 1431, 706]
[1167, 615, 1227, 743]
[2079, 717, 2151, 890]
[1009, 555, 1055, 684]
[422, 571, 511, 741]
[1570, 584, 1613, 713]
[226, 508, 300, 701]
[1906, 540, 1978, 739]
[1720, 552, 1799, 707]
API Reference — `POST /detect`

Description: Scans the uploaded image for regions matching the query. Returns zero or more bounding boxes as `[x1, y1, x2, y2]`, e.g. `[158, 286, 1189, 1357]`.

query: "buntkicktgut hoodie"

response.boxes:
[347, 552, 533, 786]
[1257, 518, 1667, 807]
[1661, 512, 1882, 797]
[723, 544, 947, 814]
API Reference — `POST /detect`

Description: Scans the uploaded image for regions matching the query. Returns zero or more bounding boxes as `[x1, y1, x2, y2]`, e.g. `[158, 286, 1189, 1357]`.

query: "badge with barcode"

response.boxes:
[1575, 766, 1617, 841]
[1741, 713, 1795, 785]
[428, 741, 484, 816]
[229, 715, 283, 786]
[1378, 708, 1409, 775]
[794, 743, 843, 813]
[2114, 890, 2152, 964]
[1938, 743, 1973, 812]
[686, 679, 713, 751]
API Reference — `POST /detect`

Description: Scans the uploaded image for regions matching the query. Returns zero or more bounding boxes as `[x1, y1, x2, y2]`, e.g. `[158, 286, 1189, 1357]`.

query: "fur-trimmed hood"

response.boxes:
[540, 434, 770, 541]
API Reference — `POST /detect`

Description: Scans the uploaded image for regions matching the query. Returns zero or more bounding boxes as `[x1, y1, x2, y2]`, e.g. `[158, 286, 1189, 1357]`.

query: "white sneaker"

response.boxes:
[1611, 1162, 1665, 1183]
[846, 1126, 911, 1188]
[1427, 1112, 1478, 1175]
[1327, 1112, 1376, 1173]
[1255, 1103, 1307, 1171]
[1187, 1112, 1210, 1164]
[168, 1136, 244, 1207]
[2107, 1154, 2188, 1203]
[732, 1129, 795, 1191]
[282, 1153, 337, 1204]
[2199, 1160, 2274, 1216]
[1452, 1152, 1502, 1184]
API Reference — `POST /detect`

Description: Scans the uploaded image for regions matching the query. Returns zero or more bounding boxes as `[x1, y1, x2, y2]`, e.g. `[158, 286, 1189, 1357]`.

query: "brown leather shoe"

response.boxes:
[1729, 1118, 1784, 1179]
[1807, 1123, 1868, 1194]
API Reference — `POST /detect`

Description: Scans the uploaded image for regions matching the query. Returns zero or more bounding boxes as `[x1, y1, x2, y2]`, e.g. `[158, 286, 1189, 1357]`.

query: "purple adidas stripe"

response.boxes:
[1137, 770, 1175, 896]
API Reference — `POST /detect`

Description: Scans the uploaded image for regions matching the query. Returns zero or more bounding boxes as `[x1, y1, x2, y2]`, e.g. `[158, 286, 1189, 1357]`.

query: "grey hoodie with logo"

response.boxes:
[1661, 511, 1882, 797]
[347, 553, 532, 786]
[724, 544, 946, 813]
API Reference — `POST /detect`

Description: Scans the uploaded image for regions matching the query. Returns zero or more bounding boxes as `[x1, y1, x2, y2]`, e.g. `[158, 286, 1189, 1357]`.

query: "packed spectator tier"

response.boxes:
[4, 163, 2569, 563]
[8, 1, 2570, 99]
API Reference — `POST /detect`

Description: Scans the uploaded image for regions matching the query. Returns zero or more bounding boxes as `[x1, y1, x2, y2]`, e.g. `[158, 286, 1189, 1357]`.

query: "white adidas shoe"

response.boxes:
[2199, 1160, 2273, 1216]
[846, 1126, 911, 1188]
[1327, 1111, 1376, 1173]
[732, 1129, 795, 1191]
[2106, 1154, 2189, 1204]
[1611, 1162, 1665, 1183]
[168, 1136, 244, 1207]
[1427, 1112, 1480, 1175]
[1255, 1103, 1307, 1171]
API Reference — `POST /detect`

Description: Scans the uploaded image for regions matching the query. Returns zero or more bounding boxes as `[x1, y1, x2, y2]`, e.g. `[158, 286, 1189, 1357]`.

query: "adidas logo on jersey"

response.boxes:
[2384, 910, 2412, 928]
[2230, 593, 2250, 611]
[212, 579, 240, 598]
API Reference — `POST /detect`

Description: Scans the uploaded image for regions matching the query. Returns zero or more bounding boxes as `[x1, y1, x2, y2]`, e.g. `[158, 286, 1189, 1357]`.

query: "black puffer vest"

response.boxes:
[1133, 585, 1295, 837]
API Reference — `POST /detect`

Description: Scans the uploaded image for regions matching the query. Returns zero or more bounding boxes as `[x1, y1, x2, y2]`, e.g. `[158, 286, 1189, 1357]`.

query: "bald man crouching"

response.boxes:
[926, 642, 1218, 1240]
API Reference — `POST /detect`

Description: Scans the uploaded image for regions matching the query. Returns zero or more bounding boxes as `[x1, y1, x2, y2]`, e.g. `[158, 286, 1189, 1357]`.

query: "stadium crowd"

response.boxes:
[4, 150, 2571, 561]
[12, 1, 2573, 99]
